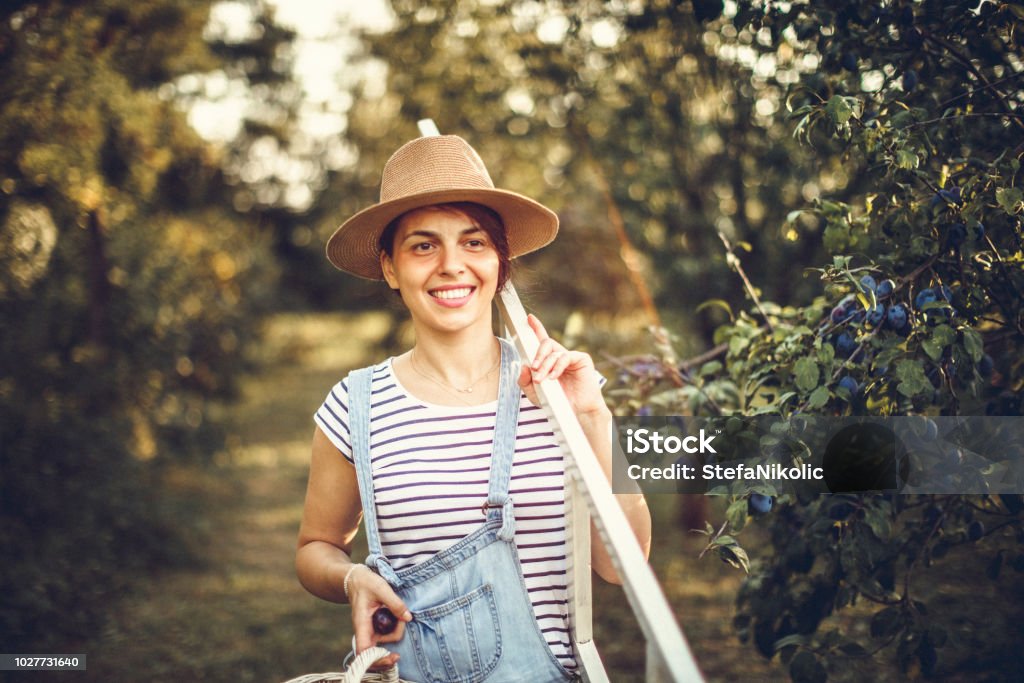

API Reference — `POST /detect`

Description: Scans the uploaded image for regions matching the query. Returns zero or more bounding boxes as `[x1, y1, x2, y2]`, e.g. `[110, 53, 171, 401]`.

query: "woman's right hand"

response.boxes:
[347, 565, 413, 669]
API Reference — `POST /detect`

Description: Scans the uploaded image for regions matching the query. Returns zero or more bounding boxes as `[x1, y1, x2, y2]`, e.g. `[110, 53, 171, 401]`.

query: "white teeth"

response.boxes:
[432, 287, 472, 300]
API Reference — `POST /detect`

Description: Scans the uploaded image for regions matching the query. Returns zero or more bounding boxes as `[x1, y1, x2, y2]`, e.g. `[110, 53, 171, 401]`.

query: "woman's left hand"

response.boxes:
[518, 314, 608, 417]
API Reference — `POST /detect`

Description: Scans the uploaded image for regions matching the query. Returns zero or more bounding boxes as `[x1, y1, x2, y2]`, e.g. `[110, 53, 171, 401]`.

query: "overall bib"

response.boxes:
[347, 338, 577, 683]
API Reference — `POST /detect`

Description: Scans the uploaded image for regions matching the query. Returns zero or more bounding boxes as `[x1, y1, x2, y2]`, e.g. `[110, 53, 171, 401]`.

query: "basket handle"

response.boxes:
[341, 646, 399, 683]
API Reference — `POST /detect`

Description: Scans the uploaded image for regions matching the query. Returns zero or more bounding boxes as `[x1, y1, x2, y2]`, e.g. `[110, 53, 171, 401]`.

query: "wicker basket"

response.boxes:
[281, 647, 410, 683]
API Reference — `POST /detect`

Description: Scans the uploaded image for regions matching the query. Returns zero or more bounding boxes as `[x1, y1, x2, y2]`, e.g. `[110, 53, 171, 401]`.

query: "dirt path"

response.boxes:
[60, 312, 783, 682]
[56, 313, 387, 682]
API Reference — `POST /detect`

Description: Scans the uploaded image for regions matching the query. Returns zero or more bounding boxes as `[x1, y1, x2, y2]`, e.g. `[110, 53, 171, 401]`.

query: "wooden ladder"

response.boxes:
[417, 120, 705, 683]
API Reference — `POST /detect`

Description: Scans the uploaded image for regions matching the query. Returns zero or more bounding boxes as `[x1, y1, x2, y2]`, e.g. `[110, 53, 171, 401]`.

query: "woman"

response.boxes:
[295, 134, 651, 682]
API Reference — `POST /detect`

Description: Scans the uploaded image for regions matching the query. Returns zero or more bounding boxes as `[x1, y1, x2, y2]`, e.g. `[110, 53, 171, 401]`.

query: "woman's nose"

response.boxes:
[438, 246, 465, 275]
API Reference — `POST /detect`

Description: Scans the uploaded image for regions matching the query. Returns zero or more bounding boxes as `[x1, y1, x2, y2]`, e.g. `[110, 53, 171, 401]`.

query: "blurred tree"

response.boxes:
[297, 0, 859, 353]
[0, 0, 289, 649]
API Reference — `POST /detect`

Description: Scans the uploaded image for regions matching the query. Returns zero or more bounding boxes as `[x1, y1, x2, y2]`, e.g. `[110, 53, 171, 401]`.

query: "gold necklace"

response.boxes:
[410, 345, 500, 396]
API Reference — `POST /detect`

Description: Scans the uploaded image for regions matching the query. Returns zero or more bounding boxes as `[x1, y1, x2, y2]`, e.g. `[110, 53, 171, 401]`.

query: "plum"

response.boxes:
[748, 493, 773, 515]
[838, 376, 859, 395]
[372, 607, 399, 635]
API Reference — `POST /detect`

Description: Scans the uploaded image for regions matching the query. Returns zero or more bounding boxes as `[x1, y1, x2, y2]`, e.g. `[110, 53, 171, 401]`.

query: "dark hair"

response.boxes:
[378, 202, 513, 291]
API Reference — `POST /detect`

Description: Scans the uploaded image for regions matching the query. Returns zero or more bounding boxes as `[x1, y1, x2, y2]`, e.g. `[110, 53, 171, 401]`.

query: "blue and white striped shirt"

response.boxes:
[315, 357, 578, 671]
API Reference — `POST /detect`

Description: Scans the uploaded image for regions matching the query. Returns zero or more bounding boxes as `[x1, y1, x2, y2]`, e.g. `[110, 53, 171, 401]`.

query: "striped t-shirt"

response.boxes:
[314, 357, 578, 672]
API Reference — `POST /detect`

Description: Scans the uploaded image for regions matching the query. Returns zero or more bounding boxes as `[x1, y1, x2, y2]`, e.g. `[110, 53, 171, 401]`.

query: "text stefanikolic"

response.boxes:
[611, 415, 1024, 496]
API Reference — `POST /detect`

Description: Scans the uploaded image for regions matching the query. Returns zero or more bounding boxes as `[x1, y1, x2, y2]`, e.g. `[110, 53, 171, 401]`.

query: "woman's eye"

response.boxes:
[413, 242, 434, 252]
[466, 239, 486, 248]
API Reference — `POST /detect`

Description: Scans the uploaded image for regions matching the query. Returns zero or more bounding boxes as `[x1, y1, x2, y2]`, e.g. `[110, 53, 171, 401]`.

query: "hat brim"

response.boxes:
[326, 188, 559, 280]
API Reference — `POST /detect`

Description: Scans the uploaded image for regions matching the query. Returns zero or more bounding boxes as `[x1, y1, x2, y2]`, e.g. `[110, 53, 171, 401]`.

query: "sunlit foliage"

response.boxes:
[0, 1, 286, 648]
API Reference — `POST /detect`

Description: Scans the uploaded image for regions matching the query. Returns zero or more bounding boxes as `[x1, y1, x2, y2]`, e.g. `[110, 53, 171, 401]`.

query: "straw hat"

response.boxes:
[326, 135, 559, 280]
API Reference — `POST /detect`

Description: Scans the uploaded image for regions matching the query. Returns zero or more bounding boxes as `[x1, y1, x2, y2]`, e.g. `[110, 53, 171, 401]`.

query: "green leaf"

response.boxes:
[832, 255, 852, 270]
[774, 634, 808, 652]
[838, 641, 869, 657]
[726, 498, 748, 532]
[716, 543, 750, 573]
[729, 334, 751, 356]
[890, 110, 914, 128]
[793, 113, 814, 140]
[921, 337, 943, 362]
[870, 605, 903, 639]
[794, 357, 820, 393]
[874, 346, 903, 369]
[996, 187, 1023, 215]
[697, 298, 734, 321]
[807, 385, 831, 409]
[931, 324, 956, 347]
[863, 506, 892, 540]
[895, 360, 931, 398]
[896, 149, 919, 170]
[789, 650, 828, 683]
[826, 95, 853, 125]
[817, 342, 835, 365]
[699, 360, 723, 377]
[961, 328, 984, 362]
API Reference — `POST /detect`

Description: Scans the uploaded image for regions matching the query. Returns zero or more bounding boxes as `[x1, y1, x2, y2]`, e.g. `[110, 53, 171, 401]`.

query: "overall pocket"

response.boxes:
[408, 583, 502, 683]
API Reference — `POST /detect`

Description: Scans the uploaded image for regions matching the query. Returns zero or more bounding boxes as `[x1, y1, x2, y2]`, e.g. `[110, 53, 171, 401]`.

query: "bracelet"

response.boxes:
[343, 563, 366, 600]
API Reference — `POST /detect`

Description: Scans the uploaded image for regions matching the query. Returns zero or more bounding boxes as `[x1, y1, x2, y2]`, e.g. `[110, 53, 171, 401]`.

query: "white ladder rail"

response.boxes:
[416, 119, 703, 683]
[496, 286, 703, 683]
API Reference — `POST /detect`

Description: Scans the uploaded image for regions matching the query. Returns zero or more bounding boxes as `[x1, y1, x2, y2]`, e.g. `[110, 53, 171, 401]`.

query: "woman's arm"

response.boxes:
[577, 407, 651, 584]
[518, 314, 653, 585]
[295, 427, 362, 602]
[296, 427, 411, 665]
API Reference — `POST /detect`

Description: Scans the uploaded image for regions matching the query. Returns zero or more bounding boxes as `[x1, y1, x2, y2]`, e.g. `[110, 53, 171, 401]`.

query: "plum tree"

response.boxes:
[601, 1, 1023, 680]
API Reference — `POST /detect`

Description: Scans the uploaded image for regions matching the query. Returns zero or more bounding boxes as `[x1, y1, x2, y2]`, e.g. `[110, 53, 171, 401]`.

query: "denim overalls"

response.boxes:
[347, 338, 577, 683]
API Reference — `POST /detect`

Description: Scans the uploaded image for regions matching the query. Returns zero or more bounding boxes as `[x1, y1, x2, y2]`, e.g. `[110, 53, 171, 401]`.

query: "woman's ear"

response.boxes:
[381, 251, 399, 290]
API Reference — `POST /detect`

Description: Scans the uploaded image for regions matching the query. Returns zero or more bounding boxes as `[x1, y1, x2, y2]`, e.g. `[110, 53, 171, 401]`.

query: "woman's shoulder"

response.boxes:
[316, 358, 395, 417]
[329, 357, 395, 392]
[314, 357, 397, 461]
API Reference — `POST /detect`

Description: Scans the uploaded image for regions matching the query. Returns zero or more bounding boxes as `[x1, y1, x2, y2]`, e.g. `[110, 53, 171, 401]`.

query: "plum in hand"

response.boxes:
[372, 607, 399, 635]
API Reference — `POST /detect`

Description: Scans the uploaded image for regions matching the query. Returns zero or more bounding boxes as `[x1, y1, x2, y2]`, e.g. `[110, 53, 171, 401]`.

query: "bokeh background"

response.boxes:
[2, 1, 1022, 681]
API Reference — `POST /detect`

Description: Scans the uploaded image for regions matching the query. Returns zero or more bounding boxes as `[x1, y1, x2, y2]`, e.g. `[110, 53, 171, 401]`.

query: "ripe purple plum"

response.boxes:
[835, 332, 857, 356]
[876, 279, 895, 299]
[886, 304, 908, 331]
[372, 607, 399, 635]
[915, 288, 937, 309]
[748, 493, 773, 515]
[838, 376, 859, 396]
[865, 303, 886, 329]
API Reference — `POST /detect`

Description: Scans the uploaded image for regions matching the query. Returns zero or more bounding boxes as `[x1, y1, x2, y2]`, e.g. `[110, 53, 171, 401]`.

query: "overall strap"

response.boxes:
[485, 337, 523, 542]
[347, 366, 402, 588]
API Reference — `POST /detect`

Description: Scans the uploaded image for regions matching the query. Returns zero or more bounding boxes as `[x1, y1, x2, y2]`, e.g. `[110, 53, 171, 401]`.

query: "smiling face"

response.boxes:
[380, 205, 502, 337]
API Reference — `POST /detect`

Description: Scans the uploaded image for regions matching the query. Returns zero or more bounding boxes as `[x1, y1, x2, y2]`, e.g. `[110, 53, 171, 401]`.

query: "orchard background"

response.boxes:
[1, 1, 1022, 681]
